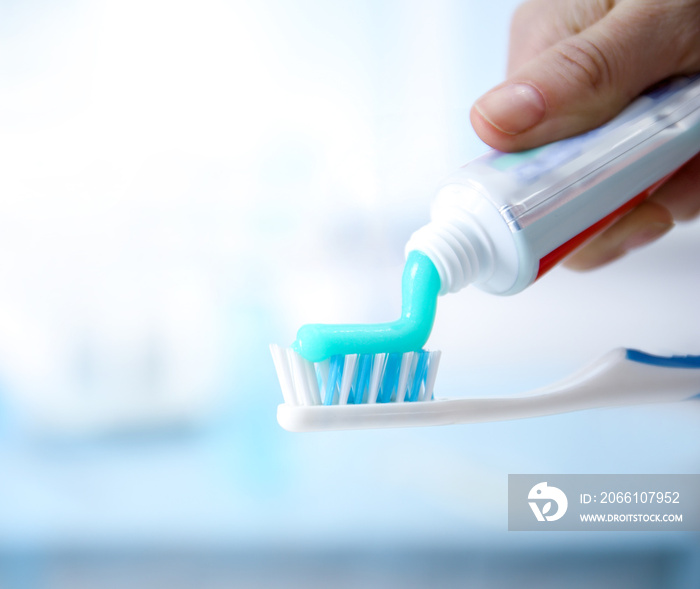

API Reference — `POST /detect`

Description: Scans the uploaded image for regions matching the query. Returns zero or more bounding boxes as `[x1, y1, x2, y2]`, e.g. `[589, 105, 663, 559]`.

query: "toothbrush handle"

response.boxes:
[557, 348, 700, 406]
[444, 348, 700, 425]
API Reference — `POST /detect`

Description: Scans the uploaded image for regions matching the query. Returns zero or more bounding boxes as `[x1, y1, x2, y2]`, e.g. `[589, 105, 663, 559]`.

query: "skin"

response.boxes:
[470, 0, 700, 270]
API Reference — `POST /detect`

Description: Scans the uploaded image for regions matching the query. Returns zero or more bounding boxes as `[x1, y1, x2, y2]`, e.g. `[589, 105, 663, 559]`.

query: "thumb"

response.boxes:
[471, 3, 686, 152]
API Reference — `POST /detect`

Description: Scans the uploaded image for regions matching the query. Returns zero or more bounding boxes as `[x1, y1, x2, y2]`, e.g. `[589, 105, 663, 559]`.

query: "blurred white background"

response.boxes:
[0, 0, 699, 587]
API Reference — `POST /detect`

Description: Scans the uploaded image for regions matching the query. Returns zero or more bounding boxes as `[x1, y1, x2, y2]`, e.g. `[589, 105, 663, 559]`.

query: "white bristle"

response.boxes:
[338, 354, 359, 405]
[269, 344, 297, 406]
[421, 350, 441, 401]
[289, 350, 309, 405]
[367, 353, 386, 404]
[316, 359, 330, 404]
[395, 352, 414, 403]
[304, 357, 322, 406]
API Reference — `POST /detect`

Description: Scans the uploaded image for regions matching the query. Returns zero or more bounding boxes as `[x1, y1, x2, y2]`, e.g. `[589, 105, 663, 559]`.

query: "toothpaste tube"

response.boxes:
[407, 75, 700, 295]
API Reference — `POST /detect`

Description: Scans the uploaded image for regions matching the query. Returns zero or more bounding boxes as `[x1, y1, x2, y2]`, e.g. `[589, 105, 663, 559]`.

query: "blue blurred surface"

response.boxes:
[0, 0, 699, 587]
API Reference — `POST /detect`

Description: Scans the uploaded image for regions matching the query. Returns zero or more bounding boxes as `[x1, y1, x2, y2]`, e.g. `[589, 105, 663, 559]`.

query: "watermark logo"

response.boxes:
[528, 482, 568, 522]
[509, 475, 699, 531]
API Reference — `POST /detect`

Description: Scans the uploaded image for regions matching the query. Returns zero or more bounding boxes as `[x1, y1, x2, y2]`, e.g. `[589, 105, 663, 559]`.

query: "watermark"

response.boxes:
[509, 474, 700, 531]
[528, 481, 568, 522]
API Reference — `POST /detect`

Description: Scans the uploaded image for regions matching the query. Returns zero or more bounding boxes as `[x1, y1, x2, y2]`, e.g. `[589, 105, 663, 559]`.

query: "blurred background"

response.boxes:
[0, 0, 699, 587]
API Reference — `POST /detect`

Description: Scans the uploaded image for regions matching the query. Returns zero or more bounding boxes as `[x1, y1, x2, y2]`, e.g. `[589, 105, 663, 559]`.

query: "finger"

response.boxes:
[649, 152, 700, 221]
[563, 200, 674, 271]
[471, 1, 700, 152]
[507, 0, 619, 75]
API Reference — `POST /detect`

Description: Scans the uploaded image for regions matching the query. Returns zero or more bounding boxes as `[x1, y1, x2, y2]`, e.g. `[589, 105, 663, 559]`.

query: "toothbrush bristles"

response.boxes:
[270, 345, 441, 407]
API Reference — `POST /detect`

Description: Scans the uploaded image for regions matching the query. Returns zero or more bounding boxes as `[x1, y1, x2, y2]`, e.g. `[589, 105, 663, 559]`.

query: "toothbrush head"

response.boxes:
[270, 344, 441, 431]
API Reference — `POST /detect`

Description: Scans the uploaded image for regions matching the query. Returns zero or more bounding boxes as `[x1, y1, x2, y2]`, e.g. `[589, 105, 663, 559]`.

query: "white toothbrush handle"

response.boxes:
[440, 348, 700, 425]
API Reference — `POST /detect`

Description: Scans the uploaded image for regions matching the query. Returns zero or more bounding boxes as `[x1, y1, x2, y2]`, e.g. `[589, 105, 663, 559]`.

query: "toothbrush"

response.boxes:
[271, 346, 700, 432]
[272, 75, 700, 431]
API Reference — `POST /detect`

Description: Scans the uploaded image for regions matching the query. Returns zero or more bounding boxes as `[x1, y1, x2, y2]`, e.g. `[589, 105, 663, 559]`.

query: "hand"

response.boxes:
[470, 0, 700, 270]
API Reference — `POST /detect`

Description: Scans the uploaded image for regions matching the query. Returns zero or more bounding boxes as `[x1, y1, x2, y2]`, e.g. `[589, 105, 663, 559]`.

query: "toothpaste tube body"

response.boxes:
[407, 75, 700, 296]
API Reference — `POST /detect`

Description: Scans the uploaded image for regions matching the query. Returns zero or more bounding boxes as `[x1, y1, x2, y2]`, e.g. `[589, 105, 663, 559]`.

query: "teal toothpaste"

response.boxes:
[293, 251, 440, 363]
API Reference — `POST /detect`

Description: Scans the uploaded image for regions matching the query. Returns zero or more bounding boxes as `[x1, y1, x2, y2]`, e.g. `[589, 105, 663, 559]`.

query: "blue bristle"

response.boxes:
[316, 351, 435, 405]
[408, 350, 429, 402]
[378, 353, 401, 403]
[324, 355, 344, 406]
[351, 354, 373, 404]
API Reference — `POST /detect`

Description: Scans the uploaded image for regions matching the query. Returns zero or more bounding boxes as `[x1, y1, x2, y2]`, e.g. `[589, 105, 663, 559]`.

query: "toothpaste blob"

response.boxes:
[292, 251, 441, 363]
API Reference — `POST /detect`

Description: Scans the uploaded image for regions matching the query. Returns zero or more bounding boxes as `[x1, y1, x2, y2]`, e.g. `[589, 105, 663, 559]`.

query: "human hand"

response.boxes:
[470, 0, 700, 270]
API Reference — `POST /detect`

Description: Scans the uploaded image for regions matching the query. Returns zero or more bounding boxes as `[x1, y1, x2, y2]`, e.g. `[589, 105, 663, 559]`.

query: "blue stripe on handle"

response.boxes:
[625, 349, 700, 369]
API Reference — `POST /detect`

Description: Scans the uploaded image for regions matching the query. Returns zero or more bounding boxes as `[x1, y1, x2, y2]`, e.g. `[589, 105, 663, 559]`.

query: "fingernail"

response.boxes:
[622, 222, 674, 251]
[474, 83, 546, 135]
